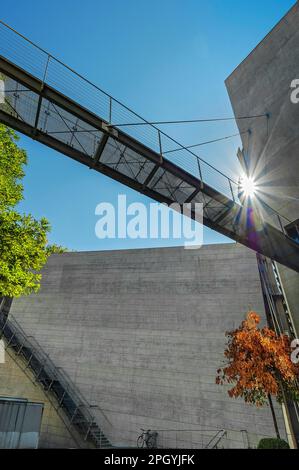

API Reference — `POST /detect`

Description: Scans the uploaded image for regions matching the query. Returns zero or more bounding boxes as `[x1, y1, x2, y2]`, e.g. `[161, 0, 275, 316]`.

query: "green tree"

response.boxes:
[0, 123, 65, 297]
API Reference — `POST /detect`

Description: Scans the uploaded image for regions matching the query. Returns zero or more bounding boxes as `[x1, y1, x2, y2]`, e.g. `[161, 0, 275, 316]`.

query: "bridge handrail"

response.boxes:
[0, 19, 292, 232]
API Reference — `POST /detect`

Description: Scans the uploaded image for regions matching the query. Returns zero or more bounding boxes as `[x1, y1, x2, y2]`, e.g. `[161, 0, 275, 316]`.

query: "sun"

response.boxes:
[239, 175, 256, 198]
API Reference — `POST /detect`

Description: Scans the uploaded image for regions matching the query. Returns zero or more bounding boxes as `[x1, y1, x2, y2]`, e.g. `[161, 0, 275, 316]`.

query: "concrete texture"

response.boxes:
[7, 243, 286, 448]
[0, 346, 92, 448]
[225, 2, 299, 334]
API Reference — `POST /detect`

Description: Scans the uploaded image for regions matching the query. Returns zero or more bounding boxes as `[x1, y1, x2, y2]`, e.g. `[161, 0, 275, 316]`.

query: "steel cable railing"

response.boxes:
[0, 19, 293, 234]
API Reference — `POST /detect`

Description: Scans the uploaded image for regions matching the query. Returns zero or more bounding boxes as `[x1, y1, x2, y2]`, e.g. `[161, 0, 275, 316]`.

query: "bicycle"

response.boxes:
[137, 429, 158, 449]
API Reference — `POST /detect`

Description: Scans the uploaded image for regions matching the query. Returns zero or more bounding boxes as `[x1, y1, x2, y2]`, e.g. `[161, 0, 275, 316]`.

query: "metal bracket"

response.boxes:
[102, 122, 118, 137]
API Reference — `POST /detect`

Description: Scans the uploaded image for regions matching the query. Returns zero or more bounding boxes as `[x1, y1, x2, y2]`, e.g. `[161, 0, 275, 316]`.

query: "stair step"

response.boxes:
[91, 432, 108, 438]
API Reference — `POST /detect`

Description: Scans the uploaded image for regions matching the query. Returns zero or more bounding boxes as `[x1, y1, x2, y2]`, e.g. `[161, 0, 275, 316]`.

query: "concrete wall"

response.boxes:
[7, 243, 286, 448]
[0, 346, 92, 448]
[225, 2, 299, 334]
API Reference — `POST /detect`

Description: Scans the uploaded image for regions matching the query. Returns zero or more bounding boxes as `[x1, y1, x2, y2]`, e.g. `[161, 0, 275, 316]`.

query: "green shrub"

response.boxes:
[257, 438, 289, 449]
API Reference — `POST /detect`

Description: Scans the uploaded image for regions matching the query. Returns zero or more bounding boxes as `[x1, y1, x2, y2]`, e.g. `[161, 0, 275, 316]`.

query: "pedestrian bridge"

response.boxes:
[0, 20, 298, 272]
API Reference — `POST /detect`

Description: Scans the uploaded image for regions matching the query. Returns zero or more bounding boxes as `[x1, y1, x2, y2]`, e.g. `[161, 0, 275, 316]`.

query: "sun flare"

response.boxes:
[240, 175, 256, 198]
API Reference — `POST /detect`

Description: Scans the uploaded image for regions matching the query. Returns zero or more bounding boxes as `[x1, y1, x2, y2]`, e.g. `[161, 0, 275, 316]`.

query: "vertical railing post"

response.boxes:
[229, 179, 235, 202]
[0, 78, 4, 104]
[158, 130, 162, 155]
[109, 97, 112, 124]
[70, 406, 78, 423]
[34, 55, 51, 132]
[84, 420, 92, 441]
[196, 158, 204, 189]
[35, 354, 49, 382]
[42, 55, 51, 85]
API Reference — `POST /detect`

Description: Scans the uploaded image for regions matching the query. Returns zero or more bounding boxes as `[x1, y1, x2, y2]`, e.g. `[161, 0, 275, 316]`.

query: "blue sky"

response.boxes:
[1, 0, 295, 251]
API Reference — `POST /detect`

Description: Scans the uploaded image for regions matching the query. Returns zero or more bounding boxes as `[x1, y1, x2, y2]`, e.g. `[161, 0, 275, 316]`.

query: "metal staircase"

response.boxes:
[0, 308, 112, 449]
[257, 254, 299, 447]
[205, 430, 227, 449]
[257, 254, 297, 338]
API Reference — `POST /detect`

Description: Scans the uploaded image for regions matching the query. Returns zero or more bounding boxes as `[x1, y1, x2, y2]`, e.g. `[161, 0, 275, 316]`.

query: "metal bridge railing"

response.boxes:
[153, 428, 278, 449]
[0, 19, 292, 235]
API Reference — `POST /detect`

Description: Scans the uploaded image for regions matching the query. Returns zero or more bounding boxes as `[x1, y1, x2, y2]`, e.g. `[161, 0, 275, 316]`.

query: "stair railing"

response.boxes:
[0, 311, 113, 448]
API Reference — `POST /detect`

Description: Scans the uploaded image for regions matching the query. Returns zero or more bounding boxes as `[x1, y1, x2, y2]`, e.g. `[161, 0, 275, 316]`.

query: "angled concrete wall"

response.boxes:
[0, 346, 92, 448]
[6, 243, 287, 448]
[225, 2, 299, 334]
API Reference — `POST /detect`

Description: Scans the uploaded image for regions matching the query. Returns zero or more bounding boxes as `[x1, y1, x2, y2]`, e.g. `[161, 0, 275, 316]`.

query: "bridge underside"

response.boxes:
[0, 55, 298, 272]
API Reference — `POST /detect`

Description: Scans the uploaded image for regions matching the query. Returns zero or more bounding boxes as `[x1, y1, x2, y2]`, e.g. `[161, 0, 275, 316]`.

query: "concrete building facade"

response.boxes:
[1, 3, 298, 450]
[226, 1, 299, 335]
[2, 244, 287, 448]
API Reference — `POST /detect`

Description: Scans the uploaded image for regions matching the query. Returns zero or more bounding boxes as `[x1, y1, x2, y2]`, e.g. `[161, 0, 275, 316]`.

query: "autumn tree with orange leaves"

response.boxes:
[216, 312, 299, 438]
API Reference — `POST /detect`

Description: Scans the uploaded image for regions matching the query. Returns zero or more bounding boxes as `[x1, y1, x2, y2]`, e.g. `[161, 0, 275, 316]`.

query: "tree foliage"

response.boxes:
[216, 311, 299, 406]
[0, 123, 65, 297]
[0, 123, 26, 210]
